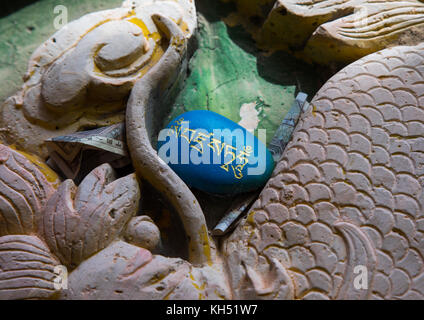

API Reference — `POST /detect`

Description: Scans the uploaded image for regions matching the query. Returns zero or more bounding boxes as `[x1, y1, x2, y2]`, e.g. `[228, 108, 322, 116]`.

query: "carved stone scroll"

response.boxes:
[0, 0, 196, 159]
[225, 0, 424, 65]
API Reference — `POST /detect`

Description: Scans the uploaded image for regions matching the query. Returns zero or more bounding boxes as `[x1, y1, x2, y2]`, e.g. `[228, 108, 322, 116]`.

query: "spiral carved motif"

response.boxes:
[0, 0, 196, 159]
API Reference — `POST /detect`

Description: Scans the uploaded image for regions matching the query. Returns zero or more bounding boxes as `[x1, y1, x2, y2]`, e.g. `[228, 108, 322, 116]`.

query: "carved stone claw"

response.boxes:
[42, 163, 140, 270]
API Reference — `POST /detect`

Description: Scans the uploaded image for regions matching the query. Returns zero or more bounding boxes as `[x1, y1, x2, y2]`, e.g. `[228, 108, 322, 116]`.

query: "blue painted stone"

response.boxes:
[157, 110, 275, 195]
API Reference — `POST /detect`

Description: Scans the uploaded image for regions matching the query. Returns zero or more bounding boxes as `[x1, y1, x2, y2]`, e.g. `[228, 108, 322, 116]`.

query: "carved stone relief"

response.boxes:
[0, 0, 424, 300]
[224, 43, 424, 300]
[0, 0, 196, 159]
[224, 0, 424, 65]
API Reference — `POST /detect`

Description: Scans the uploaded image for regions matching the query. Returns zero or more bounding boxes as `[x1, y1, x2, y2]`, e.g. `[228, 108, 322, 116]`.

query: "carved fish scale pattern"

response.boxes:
[224, 43, 424, 300]
[0, 235, 60, 299]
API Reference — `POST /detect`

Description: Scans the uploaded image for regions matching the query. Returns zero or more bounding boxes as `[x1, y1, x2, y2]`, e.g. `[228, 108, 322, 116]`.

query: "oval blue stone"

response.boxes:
[157, 110, 275, 195]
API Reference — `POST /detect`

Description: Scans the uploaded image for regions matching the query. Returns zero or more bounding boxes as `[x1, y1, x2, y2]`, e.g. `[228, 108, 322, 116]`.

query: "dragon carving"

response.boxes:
[0, 0, 423, 300]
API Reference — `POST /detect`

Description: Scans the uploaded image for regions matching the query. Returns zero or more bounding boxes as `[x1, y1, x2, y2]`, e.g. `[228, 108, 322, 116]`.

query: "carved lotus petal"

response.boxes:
[42, 163, 140, 269]
[0, 235, 60, 300]
[0, 144, 58, 237]
[305, 1, 424, 64]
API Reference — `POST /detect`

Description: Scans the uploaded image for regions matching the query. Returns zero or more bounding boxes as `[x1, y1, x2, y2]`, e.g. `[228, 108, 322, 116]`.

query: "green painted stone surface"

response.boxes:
[0, 0, 122, 104]
[167, 1, 321, 146]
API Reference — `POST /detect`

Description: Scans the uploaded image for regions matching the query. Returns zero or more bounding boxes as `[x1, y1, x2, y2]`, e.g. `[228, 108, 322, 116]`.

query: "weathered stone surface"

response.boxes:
[0, 1, 229, 300]
[124, 216, 161, 251]
[224, 0, 424, 65]
[0, 144, 59, 237]
[62, 240, 231, 300]
[1, 0, 424, 301]
[0, 0, 196, 159]
[224, 43, 424, 300]
[0, 235, 60, 300]
[42, 163, 140, 269]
